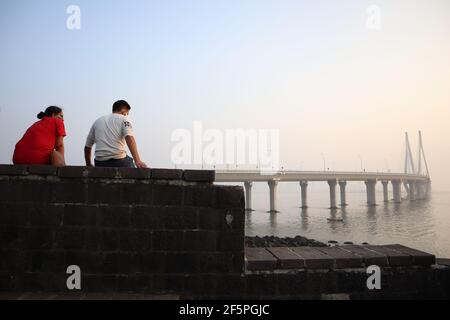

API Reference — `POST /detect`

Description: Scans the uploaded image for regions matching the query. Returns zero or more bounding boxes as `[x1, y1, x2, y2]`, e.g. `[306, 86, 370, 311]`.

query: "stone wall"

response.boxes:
[1, 164, 449, 299]
[0, 165, 244, 296]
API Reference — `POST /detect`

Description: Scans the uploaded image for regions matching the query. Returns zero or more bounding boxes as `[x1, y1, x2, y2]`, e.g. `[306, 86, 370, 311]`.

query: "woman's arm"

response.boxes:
[55, 136, 65, 156]
[52, 136, 66, 166]
[55, 137, 65, 159]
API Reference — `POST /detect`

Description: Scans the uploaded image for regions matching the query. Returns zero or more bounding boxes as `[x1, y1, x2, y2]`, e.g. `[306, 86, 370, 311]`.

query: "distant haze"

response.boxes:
[1, 0, 449, 190]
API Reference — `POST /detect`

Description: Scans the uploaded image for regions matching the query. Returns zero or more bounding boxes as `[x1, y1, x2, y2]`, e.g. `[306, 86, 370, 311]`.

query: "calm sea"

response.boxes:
[240, 182, 450, 258]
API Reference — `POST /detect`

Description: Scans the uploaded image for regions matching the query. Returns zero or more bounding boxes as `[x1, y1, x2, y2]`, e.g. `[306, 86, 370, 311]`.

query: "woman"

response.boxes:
[13, 106, 67, 167]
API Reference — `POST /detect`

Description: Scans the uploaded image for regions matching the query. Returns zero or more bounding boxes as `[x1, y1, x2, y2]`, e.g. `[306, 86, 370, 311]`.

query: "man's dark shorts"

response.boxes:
[95, 156, 135, 168]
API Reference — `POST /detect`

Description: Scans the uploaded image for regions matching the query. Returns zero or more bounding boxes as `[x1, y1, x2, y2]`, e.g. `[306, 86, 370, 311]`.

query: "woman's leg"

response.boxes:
[51, 150, 66, 167]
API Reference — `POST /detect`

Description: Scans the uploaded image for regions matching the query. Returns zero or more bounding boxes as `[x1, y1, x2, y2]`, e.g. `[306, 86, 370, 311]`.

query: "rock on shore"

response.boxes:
[245, 236, 327, 248]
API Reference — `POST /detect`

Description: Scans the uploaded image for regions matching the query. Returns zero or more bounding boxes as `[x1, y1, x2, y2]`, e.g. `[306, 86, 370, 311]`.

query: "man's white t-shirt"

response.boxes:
[85, 113, 134, 161]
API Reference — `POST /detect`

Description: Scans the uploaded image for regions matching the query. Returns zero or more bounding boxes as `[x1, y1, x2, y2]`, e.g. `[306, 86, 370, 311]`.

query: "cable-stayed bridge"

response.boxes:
[215, 131, 431, 212]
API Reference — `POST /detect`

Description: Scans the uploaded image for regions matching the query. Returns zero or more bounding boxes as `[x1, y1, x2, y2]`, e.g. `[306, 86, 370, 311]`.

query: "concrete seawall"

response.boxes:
[0, 164, 449, 299]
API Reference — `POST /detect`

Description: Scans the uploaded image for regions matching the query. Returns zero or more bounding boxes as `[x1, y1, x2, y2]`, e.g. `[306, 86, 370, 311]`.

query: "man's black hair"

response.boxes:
[112, 100, 131, 112]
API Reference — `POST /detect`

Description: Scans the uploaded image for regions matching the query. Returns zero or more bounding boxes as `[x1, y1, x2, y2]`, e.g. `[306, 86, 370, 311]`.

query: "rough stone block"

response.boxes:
[84, 228, 100, 251]
[31, 251, 65, 272]
[151, 231, 167, 251]
[0, 249, 32, 273]
[55, 227, 85, 250]
[28, 165, 57, 176]
[26, 227, 55, 250]
[130, 206, 165, 230]
[87, 167, 119, 179]
[245, 273, 277, 296]
[267, 247, 305, 269]
[65, 250, 103, 274]
[183, 170, 215, 183]
[117, 274, 152, 293]
[29, 204, 63, 227]
[96, 205, 129, 228]
[58, 166, 89, 178]
[164, 207, 198, 230]
[197, 253, 226, 273]
[0, 165, 28, 176]
[63, 205, 97, 226]
[52, 180, 87, 204]
[184, 185, 216, 208]
[153, 184, 183, 206]
[0, 203, 31, 226]
[119, 230, 152, 252]
[0, 226, 22, 249]
[290, 247, 334, 269]
[164, 231, 185, 251]
[316, 246, 364, 269]
[245, 248, 278, 271]
[98, 229, 120, 251]
[216, 186, 245, 209]
[87, 181, 122, 205]
[365, 245, 412, 266]
[184, 231, 217, 252]
[166, 253, 199, 273]
[221, 208, 245, 231]
[138, 252, 167, 273]
[84, 275, 118, 292]
[386, 244, 436, 266]
[122, 182, 153, 205]
[151, 169, 183, 180]
[198, 208, 222, 230]
[339, 245, 389, 267]
[118, 167, 151, 179]
[5, 179, 51, 204]
[218, 231, 244, 252]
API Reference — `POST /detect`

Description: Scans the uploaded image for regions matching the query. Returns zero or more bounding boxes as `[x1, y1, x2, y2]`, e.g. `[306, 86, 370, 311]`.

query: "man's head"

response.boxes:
[112, 100, 131, 116]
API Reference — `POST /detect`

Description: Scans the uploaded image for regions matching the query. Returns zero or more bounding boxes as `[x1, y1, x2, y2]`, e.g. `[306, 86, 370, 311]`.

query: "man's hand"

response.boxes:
[84, 146, 93, 167]
[135, 160, 148, 169]
[125, 136, 148, 169]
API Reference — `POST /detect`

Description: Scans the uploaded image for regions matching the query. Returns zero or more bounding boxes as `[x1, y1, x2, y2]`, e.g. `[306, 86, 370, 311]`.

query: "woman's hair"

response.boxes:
[37, 106, 63, 119]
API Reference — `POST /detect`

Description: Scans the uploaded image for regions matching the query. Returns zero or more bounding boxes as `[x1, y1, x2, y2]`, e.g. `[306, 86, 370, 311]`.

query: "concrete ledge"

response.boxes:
[0, 165, 215, 183]
[245, 245, 437, 271]
[0, 165, 28, 176]
[184, 170, 215, 183]
[246, 248, 278, 271]
[151, 169, 183, 181]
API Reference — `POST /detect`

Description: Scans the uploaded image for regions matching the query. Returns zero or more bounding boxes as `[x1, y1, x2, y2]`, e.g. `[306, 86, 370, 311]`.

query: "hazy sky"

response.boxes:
[1, 0, 449, 190]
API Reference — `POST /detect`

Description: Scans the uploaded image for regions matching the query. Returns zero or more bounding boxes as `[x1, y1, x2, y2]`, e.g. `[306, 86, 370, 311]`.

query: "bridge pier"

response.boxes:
[408, 180, 417, 201]
[338, 181, 347, 207]
[244, 181, 253, 211]
[417, 180, 429, 200]
[268, 180, 279, 213]
[327, 180, 338, 209]
[300, 181, 308, 209]
[365, 179, 377, 206]
[425, 180, 431, 199]
[392, 180, 402, 203]
[381, 181, 389, 203]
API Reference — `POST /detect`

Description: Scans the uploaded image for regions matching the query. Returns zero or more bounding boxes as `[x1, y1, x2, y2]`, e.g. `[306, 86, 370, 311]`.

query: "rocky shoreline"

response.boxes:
[245, 236, 327, 248]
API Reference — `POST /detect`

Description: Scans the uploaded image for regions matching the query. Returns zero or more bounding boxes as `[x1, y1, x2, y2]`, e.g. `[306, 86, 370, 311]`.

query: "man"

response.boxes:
[84, 100, 148, 168]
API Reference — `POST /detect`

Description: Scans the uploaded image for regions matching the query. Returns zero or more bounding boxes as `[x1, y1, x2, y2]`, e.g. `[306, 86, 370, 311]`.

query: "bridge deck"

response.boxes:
[245, 245, 436, 271]
[215, 171, 430, 182]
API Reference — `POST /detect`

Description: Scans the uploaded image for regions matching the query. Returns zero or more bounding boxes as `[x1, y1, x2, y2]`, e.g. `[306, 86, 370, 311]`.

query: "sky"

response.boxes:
[1, 0, 449, 190]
